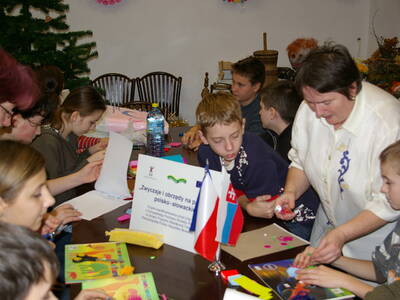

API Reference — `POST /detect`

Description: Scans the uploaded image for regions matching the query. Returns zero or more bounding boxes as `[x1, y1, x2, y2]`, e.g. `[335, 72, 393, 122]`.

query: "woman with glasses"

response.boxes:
[0, 49, 40, 127]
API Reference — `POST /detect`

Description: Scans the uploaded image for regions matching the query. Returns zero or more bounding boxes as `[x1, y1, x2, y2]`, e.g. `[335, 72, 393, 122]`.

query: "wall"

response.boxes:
[61, 0, 397, 123]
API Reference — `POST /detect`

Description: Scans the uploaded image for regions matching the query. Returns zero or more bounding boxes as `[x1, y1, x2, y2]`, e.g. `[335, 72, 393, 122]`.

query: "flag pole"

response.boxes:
[208, 242, 225, 274]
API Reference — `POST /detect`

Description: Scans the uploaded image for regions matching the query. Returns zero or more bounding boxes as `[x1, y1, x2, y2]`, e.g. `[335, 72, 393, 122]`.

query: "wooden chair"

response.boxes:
[136, 71, 182, 121]
[210, 60, 232, 93]
[92, 73, 135, 106]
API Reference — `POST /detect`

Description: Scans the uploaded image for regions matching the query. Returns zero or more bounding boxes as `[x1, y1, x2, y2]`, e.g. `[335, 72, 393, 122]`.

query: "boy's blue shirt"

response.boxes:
[198, 132, 319, 224]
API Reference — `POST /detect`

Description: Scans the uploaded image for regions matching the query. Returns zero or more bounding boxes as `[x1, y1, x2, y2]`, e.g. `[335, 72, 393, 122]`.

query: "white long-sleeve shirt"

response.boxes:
[289, 82, 400, 259]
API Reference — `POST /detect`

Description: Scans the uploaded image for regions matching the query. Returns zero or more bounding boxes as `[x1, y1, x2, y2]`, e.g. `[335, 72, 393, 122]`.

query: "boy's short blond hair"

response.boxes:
[196, 92, 243, 134]
[380, 140, 400, 175]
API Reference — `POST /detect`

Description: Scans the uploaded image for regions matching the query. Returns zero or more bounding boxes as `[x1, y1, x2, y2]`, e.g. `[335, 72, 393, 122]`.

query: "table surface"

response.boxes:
[72, 127, 306, 300]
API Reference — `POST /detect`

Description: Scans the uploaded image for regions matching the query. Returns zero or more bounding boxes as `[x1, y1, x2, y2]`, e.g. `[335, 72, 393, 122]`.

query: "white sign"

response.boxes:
[130, 154, 222, 253]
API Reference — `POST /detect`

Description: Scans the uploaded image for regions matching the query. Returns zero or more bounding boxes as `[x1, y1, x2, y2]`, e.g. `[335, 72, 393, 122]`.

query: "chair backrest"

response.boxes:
[92, 73, 135, 106]
[136, 71, 182, 120]
[218, 61, 233, 81]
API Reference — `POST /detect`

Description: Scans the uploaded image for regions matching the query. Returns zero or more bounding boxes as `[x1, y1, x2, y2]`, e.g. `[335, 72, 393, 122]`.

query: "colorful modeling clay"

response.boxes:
[117, 214, 131, 222]
[221, 269, 239, 281]
[106, 228, 164, 249]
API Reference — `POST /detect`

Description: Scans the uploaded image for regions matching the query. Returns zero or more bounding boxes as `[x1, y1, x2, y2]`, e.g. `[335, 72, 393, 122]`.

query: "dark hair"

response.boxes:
[0, 140, 45, 203]
[0, 49, 40, 110]
[0, 222, 59, 300]
[232, 56, 265, 87]
[295, 43, 362, 99]
[51, 85, 106, 130]
[35, 65, 64, 96]
[16, 93, 60, 125]
[260, 80, 301, 124]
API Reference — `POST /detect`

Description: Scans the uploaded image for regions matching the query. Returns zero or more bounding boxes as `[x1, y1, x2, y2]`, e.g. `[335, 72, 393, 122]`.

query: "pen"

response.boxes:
[42, 224, 66, 241]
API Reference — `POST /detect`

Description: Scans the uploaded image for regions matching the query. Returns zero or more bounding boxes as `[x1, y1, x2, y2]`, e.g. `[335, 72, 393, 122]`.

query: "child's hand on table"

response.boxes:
[294, 246, 317, 268]
[51, 204, 82, 225]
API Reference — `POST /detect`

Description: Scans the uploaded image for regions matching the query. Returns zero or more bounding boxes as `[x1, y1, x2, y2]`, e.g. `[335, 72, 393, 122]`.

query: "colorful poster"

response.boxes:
[65, 242, 131, 284]
[82, 272, 159, 300]
[249, 259, 354, 300]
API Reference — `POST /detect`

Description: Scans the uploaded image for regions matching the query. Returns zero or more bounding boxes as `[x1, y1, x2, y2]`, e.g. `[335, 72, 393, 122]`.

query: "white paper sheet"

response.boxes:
[95, 131, 132, 199]
[223, 288, 260, 300]
[60, 132, 133, 220]
[61, 190, 129, 220]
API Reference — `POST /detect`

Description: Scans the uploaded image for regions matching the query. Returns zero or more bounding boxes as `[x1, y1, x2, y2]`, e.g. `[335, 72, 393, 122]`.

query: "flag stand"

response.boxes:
[208, 243, 225, 273]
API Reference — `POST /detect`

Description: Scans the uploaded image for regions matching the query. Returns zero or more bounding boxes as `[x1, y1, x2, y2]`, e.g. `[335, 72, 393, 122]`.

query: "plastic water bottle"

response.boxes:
[146, 103, 165, 157]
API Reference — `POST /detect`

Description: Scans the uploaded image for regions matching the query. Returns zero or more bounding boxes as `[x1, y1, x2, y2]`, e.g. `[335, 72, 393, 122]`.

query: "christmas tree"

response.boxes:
[0, 0, 98, 89]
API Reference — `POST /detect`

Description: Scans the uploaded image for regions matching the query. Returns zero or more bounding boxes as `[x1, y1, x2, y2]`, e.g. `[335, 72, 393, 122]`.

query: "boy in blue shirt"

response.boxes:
[196, 92, 319, 240]
[182, 56, 277, 151]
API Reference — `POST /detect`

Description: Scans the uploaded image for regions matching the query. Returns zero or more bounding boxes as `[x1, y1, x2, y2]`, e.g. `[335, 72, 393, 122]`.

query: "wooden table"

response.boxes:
[72, 127, 306, 300]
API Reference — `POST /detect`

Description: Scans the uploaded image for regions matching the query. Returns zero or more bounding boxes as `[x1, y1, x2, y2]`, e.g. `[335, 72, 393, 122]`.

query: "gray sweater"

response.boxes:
[32, 127, 90, 206]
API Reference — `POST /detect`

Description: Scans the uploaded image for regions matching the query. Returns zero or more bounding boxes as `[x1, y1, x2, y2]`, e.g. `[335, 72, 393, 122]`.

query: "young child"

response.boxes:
[182, 56, 277, 151]
[259, 80, 302, 162]
[295, 140, 400, 299]
[32, 85, 107, 205]
[0, 222, 108, 300]
[0, 95, 103, 225]
[196, 92, 319, 240]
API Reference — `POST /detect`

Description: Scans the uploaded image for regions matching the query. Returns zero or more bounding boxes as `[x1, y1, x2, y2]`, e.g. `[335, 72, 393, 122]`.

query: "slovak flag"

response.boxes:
[215, 168, 243, 246]
[190, 166, 243, 261]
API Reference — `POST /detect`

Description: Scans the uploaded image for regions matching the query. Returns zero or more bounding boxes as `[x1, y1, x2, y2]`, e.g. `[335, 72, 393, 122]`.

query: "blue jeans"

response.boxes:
[283, 221, 314, 241]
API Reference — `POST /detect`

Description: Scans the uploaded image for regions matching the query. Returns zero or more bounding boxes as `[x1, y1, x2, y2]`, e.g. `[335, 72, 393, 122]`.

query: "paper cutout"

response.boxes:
[221, 223, 308, 261]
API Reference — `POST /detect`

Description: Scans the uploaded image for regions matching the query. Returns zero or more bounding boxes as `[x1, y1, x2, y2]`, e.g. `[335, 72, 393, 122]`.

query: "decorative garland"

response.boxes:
[224, 0, 247, 2]
[96, 0, 122, 5]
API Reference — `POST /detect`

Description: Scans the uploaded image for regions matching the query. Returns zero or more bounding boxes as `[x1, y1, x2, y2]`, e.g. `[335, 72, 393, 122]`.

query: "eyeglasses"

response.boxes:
[27, 118, 43, 127]
[0, 104, 14, 118]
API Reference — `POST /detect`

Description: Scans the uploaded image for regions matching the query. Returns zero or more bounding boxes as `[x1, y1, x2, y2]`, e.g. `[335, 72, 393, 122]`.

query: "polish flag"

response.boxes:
[190, 166, 220, 261]
[190, 167, 243, 261]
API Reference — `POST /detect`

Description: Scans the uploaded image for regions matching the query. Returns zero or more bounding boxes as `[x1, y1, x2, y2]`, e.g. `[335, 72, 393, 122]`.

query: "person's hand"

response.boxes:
[181, 126, 202, 151]
[293, 246, 317, 268]
[296, 265, 350, 289]
[51, 204, 82, 225]
[77, 160, 103, 184]
[245, 195, 276, 219]
[88, 138, 108, 154]
[274, 192, 296, 220]
[74, 289, 109, 300]
[40, 214, 61, 235]
[87, 150, 106, 163]
[311, 228, 346, 264]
